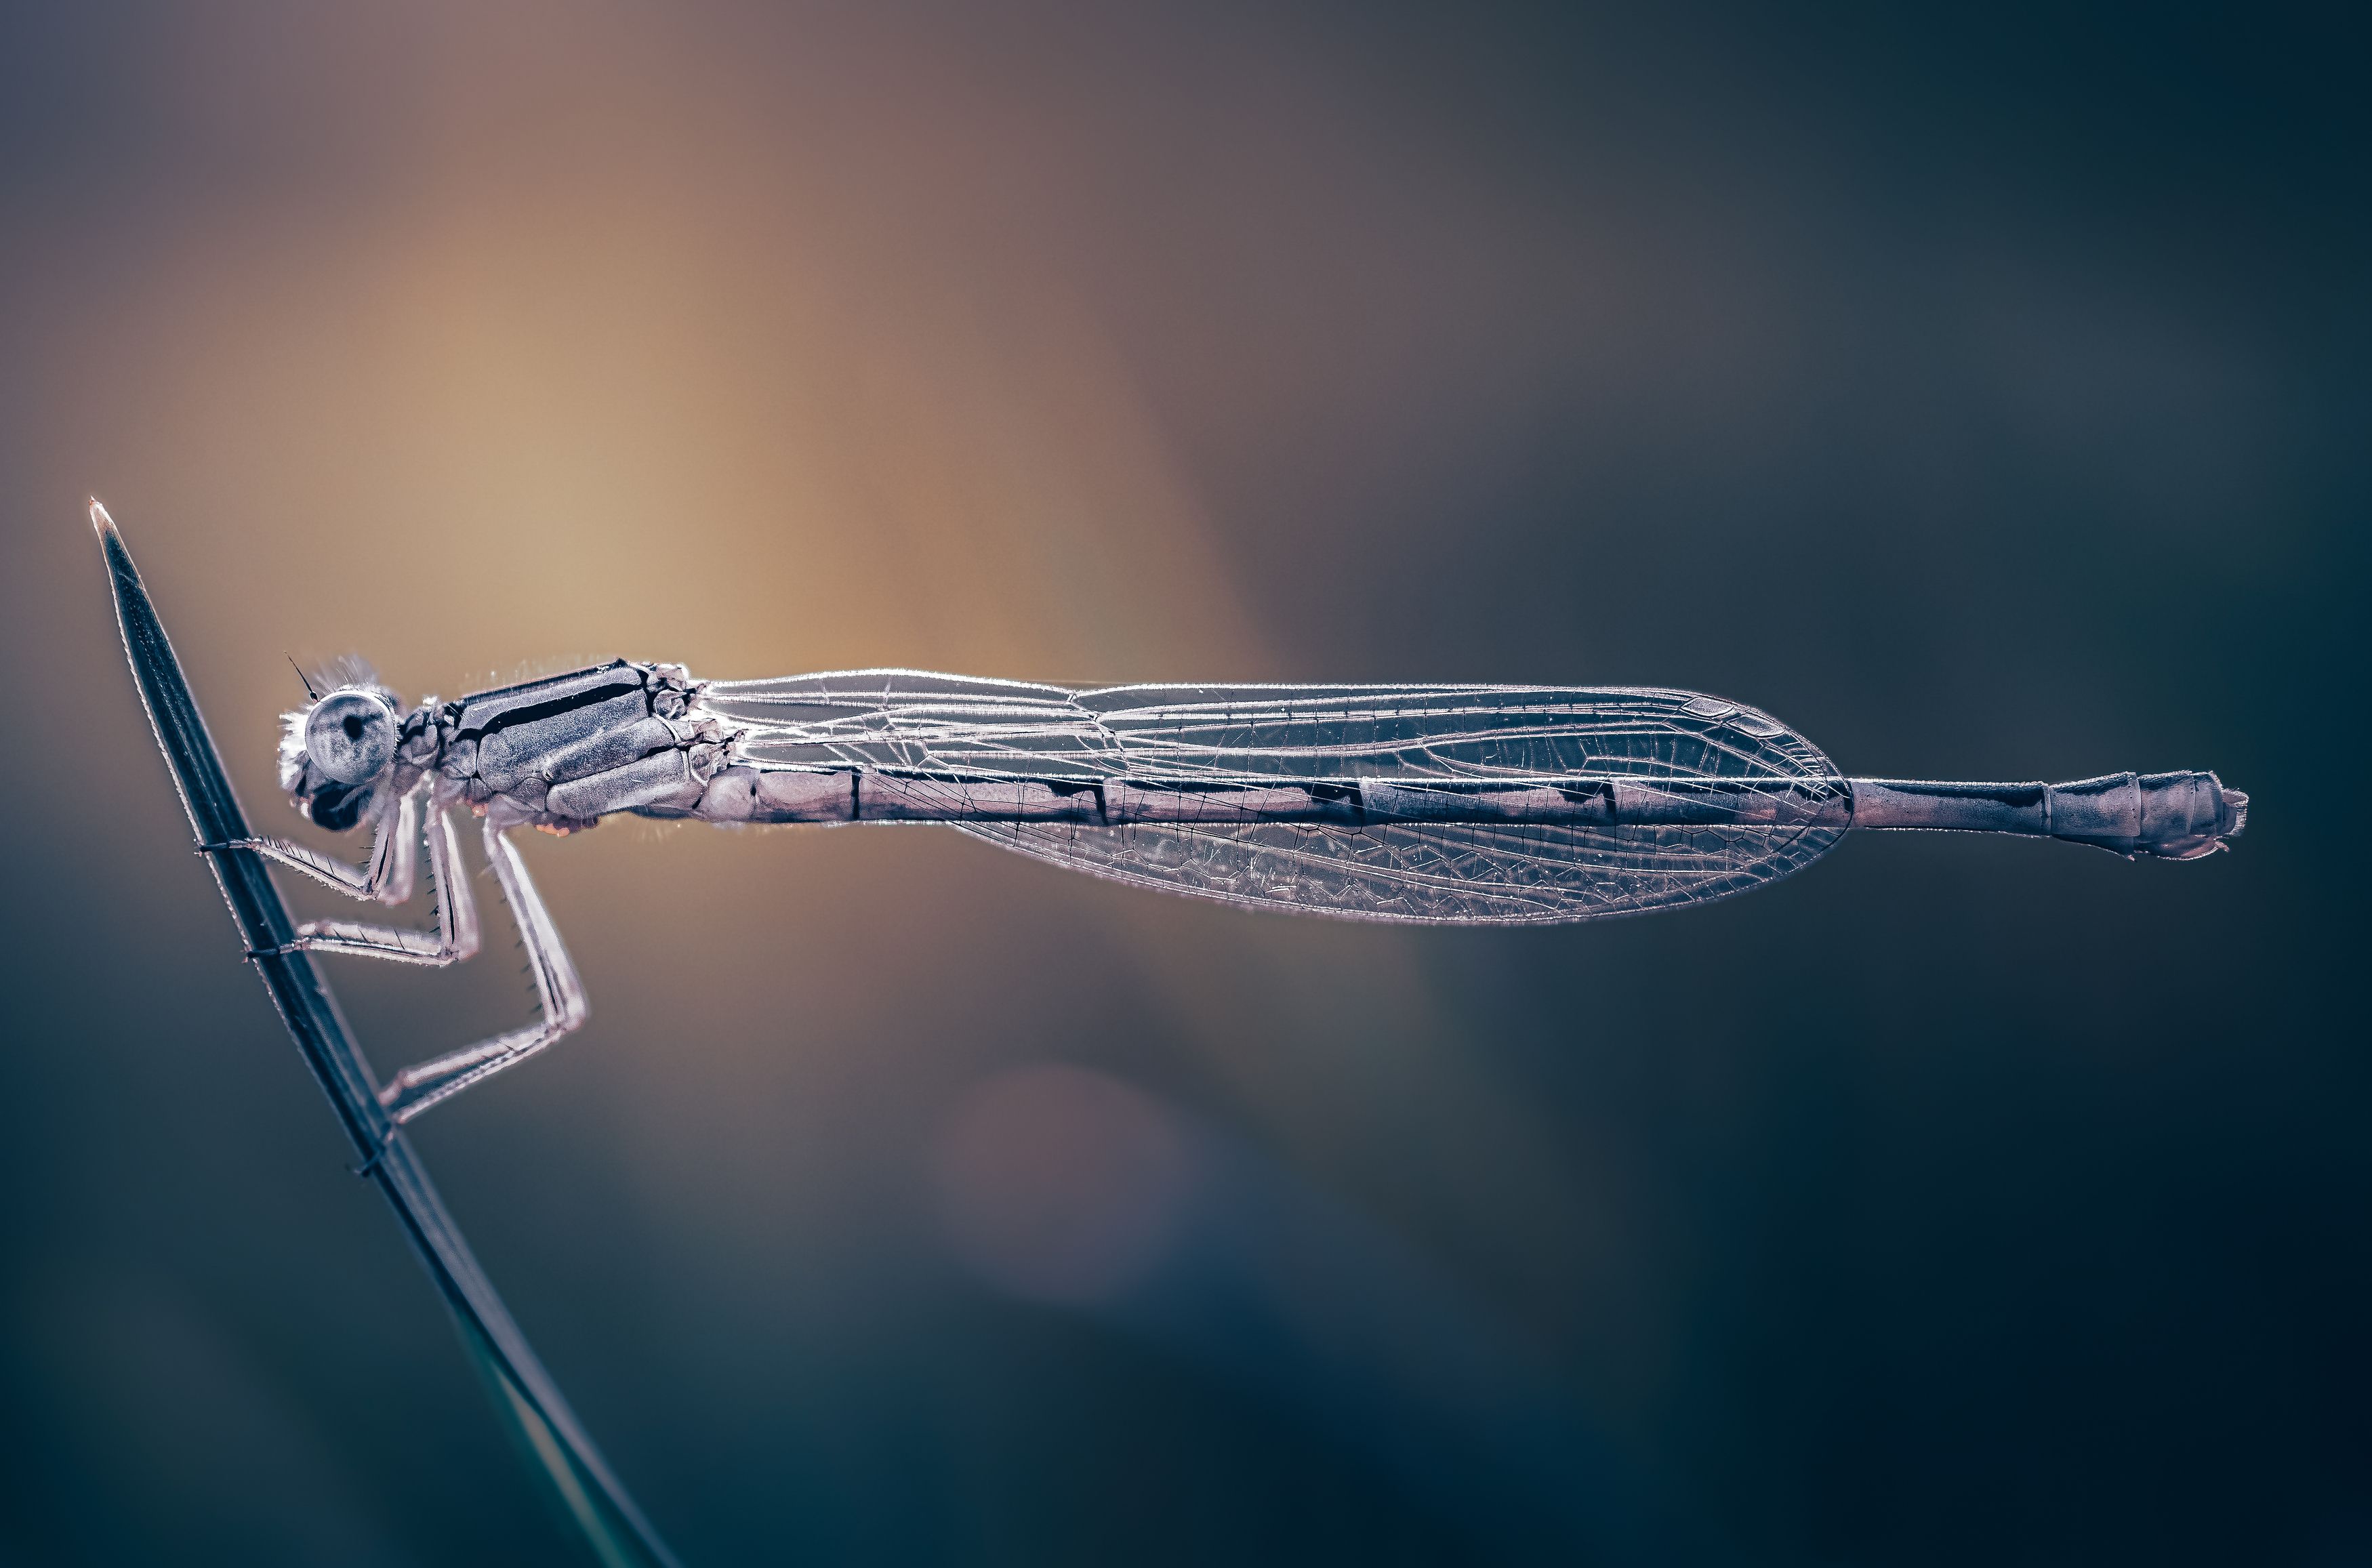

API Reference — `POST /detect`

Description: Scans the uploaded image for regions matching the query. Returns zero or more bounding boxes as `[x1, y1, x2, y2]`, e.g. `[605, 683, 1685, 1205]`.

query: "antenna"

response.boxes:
[287, 655, 321, 702]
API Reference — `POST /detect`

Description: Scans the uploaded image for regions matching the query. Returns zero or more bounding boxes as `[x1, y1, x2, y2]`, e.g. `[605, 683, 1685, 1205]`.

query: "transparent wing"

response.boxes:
[701, 672, 1848, 924]
[951, 817, 1836, 924]
[704, 669, 1123, 777]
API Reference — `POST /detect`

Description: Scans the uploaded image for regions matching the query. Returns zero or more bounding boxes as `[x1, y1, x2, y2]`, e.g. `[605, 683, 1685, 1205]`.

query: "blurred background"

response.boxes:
[1, 3, 2364, 1563]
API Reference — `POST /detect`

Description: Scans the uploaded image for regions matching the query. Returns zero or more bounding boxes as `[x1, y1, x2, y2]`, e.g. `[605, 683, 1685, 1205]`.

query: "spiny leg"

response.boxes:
[375, 819, 588, 1127]
[261, 802, 480, 965]
[206, 786, 421, 905]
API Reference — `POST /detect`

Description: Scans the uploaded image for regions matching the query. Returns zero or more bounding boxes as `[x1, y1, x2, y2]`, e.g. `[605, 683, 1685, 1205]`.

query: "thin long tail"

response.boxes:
[1846, 771, 2247, 859]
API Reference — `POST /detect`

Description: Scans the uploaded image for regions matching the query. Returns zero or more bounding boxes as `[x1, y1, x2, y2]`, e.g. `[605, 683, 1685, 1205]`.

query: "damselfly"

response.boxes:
[215, 654, 2244, 1127]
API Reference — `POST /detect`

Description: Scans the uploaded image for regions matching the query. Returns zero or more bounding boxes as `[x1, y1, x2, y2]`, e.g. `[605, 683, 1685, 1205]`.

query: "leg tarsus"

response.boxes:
[349, 1125, 400, 1178]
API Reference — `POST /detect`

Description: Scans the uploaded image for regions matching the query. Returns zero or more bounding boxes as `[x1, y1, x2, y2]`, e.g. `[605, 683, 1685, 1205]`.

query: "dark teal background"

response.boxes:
[1, 4, 2363, 1563]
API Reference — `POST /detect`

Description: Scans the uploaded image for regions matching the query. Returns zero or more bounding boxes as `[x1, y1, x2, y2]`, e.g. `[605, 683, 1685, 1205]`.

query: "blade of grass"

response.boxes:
[93, 502, 680, 1568]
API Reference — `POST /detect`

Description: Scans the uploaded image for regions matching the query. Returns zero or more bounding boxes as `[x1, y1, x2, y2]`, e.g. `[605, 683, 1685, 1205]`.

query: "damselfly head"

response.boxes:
[279, 674, 405, 832]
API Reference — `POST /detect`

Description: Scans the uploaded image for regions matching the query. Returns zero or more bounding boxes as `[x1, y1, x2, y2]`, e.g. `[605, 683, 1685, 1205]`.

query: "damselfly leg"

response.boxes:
[207, 785, 422, 907]
[216, 790, 480, 966]
[373, 820, 587, 1126]
[207, 797, 588, 1132]
[283, 802, 479, 965]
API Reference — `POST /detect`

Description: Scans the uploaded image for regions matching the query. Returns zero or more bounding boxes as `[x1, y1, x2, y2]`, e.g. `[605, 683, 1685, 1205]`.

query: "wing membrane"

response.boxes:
[701, 672, 1847, 923]
[704, 669, 1119, 777]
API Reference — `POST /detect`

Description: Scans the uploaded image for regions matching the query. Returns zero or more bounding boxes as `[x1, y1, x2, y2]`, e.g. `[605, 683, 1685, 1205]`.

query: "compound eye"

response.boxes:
[305, 690, 398, 785]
